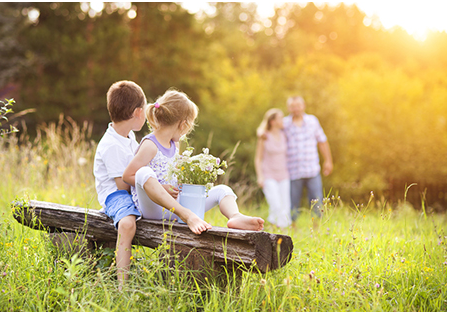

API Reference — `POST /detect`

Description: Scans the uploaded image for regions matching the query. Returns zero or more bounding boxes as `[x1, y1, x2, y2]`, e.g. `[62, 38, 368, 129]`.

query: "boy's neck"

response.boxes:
[112, 121, 134, 138]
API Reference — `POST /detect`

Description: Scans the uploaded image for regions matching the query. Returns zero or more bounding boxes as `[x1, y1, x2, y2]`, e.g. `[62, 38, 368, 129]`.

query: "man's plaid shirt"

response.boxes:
[283, 114, 327, 180]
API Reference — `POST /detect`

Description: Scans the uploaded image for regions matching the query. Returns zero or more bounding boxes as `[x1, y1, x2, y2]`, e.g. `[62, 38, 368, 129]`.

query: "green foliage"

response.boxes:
[0, 163, 447, 311]
[0, 98, 18, 137]
[0, 121, 447, 310]
[1, 2, 447, 208]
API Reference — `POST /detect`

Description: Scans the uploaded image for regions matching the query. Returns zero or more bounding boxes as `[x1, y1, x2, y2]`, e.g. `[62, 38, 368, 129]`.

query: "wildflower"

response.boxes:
[375, 283, 380, 288]
[277, 238, 282, 245]
[77, 157, 87, 166]
[310, 270, 315, 275]
[130, 256, 134, 260]
[260, 279, 266, 285]
[2, 272, 6, 277]
[401, 258, 405, 263]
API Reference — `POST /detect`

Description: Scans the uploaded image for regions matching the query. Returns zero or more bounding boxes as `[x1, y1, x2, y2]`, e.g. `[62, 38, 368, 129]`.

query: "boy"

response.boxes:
[93, 80, 147, 288]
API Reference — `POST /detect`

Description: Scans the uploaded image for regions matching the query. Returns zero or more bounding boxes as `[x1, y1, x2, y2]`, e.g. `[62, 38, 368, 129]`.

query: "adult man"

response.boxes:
[283, 96, 333, 221]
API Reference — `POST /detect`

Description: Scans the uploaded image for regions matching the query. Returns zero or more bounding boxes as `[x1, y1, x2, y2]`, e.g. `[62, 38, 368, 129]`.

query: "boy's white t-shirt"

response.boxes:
[93, 123, 139, 210]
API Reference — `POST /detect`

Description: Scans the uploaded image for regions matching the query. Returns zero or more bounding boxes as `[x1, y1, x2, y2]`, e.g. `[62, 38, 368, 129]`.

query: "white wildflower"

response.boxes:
[78, 157, 87, 166]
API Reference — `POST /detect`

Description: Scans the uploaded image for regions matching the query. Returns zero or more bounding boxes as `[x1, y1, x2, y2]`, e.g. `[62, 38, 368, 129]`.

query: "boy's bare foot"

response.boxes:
[227, 213, 265, 231]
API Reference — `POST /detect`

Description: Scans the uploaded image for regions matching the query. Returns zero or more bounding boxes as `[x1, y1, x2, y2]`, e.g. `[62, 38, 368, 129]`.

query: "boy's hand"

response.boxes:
[185, 212, 212, 235]
[162, 184, 179, 199]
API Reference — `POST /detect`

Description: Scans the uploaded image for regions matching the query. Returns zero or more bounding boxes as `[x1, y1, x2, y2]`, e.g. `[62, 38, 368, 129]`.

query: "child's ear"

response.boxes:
[179, 120, 187, 130]
[133, 107, 143, 118]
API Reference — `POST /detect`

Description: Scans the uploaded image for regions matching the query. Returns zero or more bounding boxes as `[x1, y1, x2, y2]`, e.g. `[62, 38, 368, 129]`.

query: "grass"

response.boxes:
[0, 118, 447, 311]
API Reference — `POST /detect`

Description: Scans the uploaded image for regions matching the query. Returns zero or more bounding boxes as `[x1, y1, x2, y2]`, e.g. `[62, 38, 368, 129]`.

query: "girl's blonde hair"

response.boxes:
[256, 108, 283, 137]
[146, 89, 198, 134]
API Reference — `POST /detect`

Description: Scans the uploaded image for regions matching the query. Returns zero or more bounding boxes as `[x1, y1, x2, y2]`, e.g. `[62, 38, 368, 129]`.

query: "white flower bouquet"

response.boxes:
[167, 136, 227, 191]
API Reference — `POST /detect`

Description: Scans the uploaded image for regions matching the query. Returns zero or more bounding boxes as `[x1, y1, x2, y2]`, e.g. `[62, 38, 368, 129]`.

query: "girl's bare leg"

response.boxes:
[143, 177, 212, 234]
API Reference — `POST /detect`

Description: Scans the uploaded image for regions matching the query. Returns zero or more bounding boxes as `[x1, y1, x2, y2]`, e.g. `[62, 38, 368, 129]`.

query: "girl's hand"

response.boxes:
[185, 212, 212, 234]
[257, 176, 265, 188]
[162, 184, 179, 199]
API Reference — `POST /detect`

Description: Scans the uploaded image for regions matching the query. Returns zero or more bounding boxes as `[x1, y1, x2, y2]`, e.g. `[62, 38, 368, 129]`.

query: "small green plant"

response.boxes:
[0, 98, 18, 137]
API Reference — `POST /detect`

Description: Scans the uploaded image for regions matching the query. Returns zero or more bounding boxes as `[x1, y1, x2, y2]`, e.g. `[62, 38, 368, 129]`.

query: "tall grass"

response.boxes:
[0, 119, 447, 311]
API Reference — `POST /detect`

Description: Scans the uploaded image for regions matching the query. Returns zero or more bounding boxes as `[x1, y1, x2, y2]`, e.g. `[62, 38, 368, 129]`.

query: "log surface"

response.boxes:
[12, 200, 293, 273]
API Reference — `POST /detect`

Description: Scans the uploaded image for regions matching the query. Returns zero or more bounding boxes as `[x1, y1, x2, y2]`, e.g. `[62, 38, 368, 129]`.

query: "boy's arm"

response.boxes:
[115, 177, 131, 192]
[123, 140, 157, 187]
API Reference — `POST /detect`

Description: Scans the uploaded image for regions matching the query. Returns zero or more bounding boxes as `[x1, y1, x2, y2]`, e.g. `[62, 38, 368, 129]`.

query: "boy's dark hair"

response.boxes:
[107, 80, 146, 122]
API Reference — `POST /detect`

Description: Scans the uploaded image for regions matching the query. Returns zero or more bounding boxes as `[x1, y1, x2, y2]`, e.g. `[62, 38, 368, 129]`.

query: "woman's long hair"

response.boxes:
[256, 108, 283, 137]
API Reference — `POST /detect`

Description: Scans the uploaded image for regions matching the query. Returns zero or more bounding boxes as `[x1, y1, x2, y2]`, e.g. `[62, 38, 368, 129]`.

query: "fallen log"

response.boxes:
[12, 200, 293, 275]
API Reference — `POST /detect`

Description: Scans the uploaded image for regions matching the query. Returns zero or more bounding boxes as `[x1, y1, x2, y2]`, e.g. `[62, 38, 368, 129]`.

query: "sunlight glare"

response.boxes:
[90, 2, 104, 13]
[127, 9, 136, 19]
[28, 8, 40, 23]
[256, 1, 449, 40]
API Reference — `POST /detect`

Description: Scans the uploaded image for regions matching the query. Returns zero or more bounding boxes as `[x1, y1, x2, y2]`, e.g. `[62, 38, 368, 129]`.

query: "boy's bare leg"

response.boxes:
[116, 215, 136, 290]
[220, 195, 265, 231]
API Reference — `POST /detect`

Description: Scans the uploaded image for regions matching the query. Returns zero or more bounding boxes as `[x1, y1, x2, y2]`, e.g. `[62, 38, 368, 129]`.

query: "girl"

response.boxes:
[255, 108, 292, 228]
[123, 89, 264, 234]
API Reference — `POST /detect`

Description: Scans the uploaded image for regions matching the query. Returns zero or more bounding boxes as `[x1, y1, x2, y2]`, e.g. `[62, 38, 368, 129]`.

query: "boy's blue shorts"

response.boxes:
[104, 190, 141, 230]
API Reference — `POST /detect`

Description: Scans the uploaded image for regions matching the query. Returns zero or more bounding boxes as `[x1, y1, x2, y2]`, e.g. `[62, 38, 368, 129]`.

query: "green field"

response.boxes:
[0, 126, 446, 311]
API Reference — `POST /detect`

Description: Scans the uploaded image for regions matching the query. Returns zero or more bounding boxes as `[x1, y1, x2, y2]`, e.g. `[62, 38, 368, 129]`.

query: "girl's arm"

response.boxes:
[254, 137, 265, 188]
[123, 140, 157, 187]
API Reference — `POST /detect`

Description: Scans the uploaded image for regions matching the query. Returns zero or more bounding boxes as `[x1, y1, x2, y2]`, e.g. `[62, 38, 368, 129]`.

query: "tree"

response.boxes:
[0, 3, 31, 91]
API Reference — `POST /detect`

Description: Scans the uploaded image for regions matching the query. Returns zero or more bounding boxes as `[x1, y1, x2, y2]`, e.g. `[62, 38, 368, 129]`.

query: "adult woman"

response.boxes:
[255, 108, 291, 228]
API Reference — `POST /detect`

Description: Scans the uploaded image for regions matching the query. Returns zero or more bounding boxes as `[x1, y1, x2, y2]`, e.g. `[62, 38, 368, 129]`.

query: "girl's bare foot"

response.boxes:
[227, 213, 265, 231]
[186, 213, 212, 234]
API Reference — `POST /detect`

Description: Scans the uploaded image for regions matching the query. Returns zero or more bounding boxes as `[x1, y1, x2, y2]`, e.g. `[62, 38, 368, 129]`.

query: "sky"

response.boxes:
[182, 1, 450, 41]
